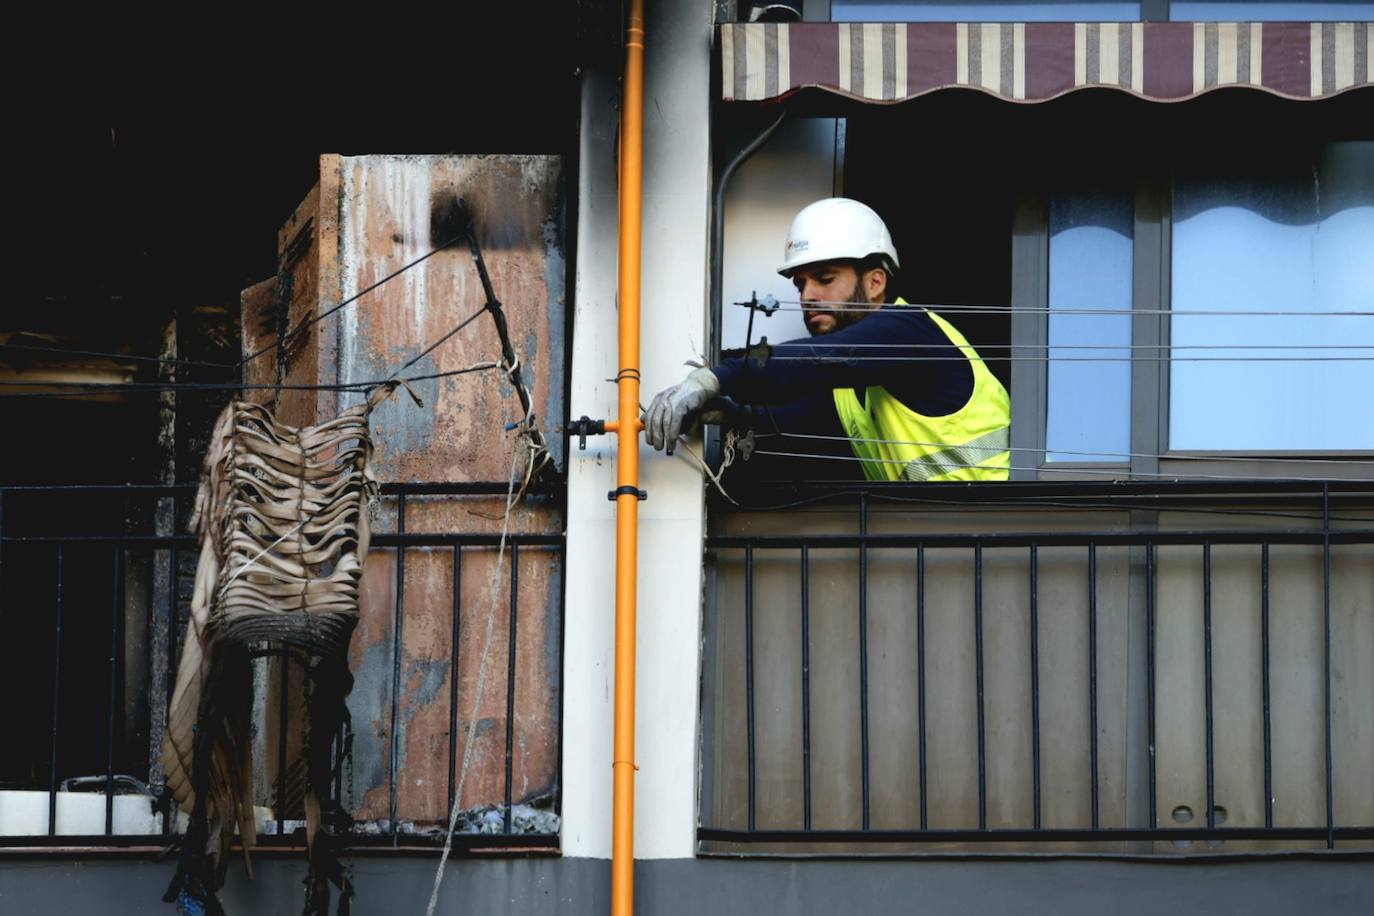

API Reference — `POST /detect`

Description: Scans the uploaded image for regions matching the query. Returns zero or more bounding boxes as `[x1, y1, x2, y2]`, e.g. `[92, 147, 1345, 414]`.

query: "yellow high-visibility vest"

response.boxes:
[832, 303, 1011, 482]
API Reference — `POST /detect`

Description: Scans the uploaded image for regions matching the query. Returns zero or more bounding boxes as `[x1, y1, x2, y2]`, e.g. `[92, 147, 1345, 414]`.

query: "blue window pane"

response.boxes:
[1170, 142, 1374, 452]
[834, 1, 1142, 22]
[1047, 192, 1134, 462]
[1171, 2, 1374, 21]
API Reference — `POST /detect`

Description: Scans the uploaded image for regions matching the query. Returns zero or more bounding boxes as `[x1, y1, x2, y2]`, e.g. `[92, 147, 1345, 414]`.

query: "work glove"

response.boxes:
[643, 367, 721, 454]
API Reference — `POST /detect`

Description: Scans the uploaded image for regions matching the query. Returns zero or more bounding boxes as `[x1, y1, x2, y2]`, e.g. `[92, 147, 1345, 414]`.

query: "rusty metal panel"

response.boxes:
[333, 154, 566, 483]
[236, 154, 565, 833]
[331, 155, 566, 830]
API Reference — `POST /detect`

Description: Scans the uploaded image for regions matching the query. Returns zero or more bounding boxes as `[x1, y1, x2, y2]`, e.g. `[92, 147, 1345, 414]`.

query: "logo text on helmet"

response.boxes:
[787, 240, 809, 253]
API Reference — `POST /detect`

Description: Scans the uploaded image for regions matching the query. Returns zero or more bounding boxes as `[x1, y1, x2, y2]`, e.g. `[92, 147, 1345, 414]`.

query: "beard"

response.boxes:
[804, 276, 866, 337]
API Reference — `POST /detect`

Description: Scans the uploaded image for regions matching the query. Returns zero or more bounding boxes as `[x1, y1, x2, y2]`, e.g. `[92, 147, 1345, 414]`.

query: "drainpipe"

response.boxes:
[708, 112, 786, 363]
[612, 1, 645, 914]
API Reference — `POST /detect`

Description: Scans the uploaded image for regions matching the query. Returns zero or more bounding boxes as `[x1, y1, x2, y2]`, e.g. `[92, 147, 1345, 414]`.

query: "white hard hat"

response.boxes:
[777, 198, 900, 277]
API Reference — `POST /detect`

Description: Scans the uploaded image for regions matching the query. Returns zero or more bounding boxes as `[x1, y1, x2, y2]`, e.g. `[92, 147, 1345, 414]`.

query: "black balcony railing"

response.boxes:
[0, 481, 563, 852]
[701, 481, 1374, 852]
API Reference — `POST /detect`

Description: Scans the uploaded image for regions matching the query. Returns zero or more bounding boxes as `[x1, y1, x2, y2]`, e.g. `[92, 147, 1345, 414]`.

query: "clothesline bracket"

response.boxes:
[570, 416, 609, 451]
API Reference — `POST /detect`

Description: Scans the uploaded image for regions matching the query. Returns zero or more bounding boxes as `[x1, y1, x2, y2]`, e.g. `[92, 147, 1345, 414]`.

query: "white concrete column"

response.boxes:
[561, 0, 714, 860]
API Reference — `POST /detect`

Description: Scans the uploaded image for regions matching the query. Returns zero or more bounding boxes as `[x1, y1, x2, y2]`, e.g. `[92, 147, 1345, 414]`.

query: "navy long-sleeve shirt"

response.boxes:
[711, 306, 975, 436]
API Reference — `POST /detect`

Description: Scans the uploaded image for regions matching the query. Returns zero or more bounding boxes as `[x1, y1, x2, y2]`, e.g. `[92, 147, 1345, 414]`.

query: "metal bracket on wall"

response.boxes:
[608, 486, 647, 502]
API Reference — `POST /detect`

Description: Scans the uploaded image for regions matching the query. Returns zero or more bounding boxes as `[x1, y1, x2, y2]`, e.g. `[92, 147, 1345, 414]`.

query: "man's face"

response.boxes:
[790, 262, 879, 336]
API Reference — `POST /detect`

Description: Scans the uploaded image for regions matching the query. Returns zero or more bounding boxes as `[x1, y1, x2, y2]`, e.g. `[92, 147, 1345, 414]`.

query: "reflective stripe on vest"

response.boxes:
[832, 301, 1011, 483]
[900, 426, 1011, 481]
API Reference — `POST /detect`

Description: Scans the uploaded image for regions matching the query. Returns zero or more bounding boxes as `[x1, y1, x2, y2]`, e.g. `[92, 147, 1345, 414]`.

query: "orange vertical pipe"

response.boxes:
[612, 1, 645, 915]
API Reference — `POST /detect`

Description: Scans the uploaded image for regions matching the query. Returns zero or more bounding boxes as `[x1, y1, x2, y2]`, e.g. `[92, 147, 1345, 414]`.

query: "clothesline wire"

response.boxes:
[732, 299, 1374, 318]
[8, 336, 1363, 379]
[2, 294, 505, 402]
[0, 234, 471, 377]
[387, 307, 489, 379]
[750, 447, 1374, 484]
[0, 362, 500, 399]
[765, 354, 1374, 362]
[753, 431, 1374, 468]
[6, 298, 1366, 375]
[715, 486, 1374, 524]
[730, 342, 1374, 351]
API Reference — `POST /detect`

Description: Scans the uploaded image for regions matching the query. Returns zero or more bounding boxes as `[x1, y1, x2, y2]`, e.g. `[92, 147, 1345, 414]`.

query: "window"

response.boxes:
[1169, 142, 1374, 452]
[832, 0, 1144, 21]
[1170, 1, 1374, 20]
[1046, 190, 1134, 463]
[1021, 140, 1374, 477]
[828, 0, 1374, 20]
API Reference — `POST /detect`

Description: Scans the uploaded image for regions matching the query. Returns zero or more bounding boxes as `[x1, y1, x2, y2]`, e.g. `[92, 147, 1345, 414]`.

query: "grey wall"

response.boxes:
[3, 854, 1372, 915]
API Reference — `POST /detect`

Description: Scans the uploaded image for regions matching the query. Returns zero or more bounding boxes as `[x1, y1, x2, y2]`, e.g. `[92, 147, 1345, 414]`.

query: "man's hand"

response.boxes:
[643, 367, 721, 454]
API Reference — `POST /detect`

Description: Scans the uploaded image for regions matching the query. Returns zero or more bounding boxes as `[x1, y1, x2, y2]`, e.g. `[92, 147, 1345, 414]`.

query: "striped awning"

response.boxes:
[719, 22, 1372, 104]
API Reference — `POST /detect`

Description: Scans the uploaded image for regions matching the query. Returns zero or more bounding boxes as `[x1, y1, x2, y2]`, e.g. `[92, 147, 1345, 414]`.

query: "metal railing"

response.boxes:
[0, 481, 564, 852]
[701, 481, 1374, 851]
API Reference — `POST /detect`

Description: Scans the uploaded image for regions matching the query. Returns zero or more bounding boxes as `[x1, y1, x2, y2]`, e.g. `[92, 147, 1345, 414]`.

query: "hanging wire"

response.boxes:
[0, 342, 237, 370]
[238, 234, 468, 370]
[425, 421, 538, 916]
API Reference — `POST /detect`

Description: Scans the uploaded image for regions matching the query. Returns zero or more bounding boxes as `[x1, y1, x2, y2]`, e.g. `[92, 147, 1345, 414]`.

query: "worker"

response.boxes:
[642, 197, 1011, 482]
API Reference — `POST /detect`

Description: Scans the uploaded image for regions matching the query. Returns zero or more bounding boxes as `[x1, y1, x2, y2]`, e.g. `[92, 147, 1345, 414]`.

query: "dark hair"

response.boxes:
[856, 254, 898, 303]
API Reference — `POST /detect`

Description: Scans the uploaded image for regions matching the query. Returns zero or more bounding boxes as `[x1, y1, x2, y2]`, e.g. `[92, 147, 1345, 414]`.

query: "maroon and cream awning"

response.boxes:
[719, 21, 1372, 104]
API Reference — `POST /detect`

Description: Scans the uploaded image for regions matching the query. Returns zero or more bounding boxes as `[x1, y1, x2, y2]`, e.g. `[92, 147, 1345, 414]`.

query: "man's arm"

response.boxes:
[712, 307, 974, 416]
[644, 308, 979, 453]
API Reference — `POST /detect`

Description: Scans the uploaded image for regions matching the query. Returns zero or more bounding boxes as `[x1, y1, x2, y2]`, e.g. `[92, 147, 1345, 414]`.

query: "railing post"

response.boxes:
[800, 544, 812, 832]
[388, 493, 406, 844]
[858, 494, 871, 830]
[1203, 542, 1215, 832]
[745, 545, 756, 832]
[1088, 543, 1099, 830]
[974, 543, 986, 831]
[916, 545, 927, 831]
[49, 547, 64, 836]
[448, 544, 463, 820]
[504, 542, 519, 834]
[1030, 543, 1041, 830]
[106, 545, 124, 836]
[1322, 484, 1334, 849]
[1261, 543, 1273, 829]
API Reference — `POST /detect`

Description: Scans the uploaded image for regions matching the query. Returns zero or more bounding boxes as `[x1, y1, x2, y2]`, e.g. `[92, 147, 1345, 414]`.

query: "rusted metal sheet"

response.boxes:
[246, 155, 566, 831]
[333, 154, 566, 485]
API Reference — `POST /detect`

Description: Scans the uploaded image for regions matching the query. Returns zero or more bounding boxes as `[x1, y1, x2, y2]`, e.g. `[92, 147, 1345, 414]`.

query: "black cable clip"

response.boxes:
[570, 415, 607, 450]
[746, 336, 771, 369]
[608, 485, 647, 501]
[738, 429, 756, 461]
